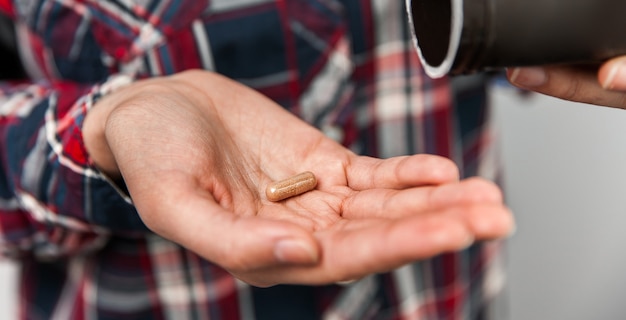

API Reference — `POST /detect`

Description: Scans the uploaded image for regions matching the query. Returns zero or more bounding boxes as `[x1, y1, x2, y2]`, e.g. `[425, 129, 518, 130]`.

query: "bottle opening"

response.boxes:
[411, 0, 451, 66]
[408, 0, 463, 78]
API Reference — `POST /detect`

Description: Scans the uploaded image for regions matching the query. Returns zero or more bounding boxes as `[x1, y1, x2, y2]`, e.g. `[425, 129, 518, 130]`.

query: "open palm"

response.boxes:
[85, 70, 514, 287]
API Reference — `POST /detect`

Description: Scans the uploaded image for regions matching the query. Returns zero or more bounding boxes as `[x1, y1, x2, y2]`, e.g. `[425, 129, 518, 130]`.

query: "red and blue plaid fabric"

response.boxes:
[0, 0, 504, 319]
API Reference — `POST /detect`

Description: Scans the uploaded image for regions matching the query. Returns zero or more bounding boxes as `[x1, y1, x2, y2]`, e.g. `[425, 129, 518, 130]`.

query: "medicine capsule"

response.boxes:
[266, 171, 317, 202]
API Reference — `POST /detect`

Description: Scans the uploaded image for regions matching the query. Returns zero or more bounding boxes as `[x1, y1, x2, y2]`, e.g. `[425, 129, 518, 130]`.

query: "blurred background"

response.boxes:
[492, 84, 626, 320]
[2, 81, 626, 319]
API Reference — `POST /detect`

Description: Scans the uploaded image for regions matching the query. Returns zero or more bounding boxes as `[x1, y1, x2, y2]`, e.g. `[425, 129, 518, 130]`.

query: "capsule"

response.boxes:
[266, 171, 317, 202]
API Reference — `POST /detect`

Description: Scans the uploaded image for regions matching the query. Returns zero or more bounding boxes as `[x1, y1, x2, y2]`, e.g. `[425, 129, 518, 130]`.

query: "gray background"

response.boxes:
[493, 85, 626, 320]
[2, 84, 626, 319]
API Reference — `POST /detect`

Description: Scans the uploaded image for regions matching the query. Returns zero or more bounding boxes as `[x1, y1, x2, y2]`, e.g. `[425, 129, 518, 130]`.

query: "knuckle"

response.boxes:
[561, 77, 584, 101]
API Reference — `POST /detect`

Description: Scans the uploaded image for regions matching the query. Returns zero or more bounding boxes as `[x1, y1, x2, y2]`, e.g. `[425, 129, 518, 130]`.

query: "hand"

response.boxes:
[506, 56, 626, 108]
[83, 70, 514, 287]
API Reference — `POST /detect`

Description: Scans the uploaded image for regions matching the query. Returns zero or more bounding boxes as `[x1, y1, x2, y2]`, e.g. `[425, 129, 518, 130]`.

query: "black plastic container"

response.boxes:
[407, 0, 626, 78]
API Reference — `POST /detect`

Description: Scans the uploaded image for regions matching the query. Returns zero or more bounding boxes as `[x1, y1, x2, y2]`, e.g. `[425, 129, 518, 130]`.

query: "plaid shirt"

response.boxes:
[0, 0, 504, 319]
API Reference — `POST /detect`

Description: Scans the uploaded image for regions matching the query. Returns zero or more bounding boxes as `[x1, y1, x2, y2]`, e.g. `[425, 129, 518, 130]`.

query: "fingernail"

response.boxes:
[509, 67, 547, 87]
[274, 239, 318, 264]
[602, 62, 626, 90]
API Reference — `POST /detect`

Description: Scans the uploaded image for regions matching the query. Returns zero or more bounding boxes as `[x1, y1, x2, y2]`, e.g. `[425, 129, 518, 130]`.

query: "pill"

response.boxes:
[266, 171, 317, 202]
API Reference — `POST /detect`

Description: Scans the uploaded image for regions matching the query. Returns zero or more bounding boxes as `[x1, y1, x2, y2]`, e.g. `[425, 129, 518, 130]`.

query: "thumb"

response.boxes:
[143, 195, 321, 272]
[599, 56, 626, 91]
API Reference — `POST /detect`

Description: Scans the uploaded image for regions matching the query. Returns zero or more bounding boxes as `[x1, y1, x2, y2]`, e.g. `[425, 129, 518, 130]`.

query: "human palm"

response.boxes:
[84, 70, 514, 287]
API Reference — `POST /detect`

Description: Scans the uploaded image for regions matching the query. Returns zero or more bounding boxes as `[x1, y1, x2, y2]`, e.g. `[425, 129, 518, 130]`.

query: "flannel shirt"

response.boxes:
[0, 0, 504, 319]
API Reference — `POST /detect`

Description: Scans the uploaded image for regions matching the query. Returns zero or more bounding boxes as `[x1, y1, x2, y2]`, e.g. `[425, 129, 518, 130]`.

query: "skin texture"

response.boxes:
[83, 70, 514, 287]
[507, 56, 626, 108]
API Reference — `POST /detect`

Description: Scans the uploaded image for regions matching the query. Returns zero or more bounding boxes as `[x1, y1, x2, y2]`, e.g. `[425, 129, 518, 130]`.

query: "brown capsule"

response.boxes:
[265, 171, 317, 202]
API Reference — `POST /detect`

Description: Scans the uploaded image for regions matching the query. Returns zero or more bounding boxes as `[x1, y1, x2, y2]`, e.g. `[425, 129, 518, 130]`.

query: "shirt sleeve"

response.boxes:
[0, 0, 13, 18]
[0, 75, 150, 260]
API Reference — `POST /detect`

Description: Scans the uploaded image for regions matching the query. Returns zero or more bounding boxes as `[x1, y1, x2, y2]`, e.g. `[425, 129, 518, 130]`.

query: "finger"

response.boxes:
[246, 202, 513, 285]
[251, 203, 513, 286]
[326, 205, 513, 280]
[341, 177, 503, 219]
[449, 204, 515, 240]
[342, 196, 513, 238]
[507, 66, 626, 109]
[235, 203, 514, 286]
[346, 154, 460, 191]
[598, 56, 626, 91]
[137, 186, 321, 272]
[248, 214, 475, 285]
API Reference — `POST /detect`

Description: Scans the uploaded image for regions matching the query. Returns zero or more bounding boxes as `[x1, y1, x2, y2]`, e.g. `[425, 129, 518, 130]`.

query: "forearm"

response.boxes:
[0, 77, 148, 259]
